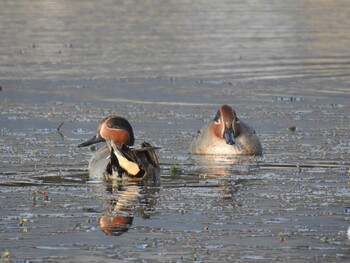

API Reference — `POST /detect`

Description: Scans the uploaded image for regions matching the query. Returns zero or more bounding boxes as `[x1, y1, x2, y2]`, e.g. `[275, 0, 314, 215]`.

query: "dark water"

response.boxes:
[1, 1, 350, 262]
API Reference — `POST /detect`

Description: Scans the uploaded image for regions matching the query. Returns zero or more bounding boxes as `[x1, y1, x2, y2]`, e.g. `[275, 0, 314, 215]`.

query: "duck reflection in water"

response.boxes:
[96, 139, 160, 236]
[99, 182, 159, 236]
[192, 154, 261, 200]
[193, 154, 259, 177]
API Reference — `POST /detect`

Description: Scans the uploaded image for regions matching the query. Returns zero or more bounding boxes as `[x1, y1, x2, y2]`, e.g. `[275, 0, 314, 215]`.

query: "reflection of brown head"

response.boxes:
[99, 214, 134, 236]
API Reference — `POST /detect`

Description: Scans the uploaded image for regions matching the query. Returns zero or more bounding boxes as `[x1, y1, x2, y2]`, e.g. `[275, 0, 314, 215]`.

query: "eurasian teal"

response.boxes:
[78, 115, 159, 181]
[190, 105, 262, 155]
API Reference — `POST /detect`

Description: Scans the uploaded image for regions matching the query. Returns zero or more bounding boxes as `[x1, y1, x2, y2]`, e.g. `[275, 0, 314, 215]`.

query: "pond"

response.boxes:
[1, 1, 350, 262]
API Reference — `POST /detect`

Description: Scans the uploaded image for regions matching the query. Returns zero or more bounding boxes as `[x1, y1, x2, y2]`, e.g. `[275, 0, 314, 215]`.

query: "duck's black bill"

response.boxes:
[224, 127, 235, 145]
[78, 134, 105, 147]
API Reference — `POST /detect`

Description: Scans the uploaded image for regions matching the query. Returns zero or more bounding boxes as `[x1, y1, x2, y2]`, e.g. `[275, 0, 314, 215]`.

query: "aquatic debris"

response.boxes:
[136, 243, 148, 249]
[199, 173, 208, 179]
[279, 232, 286, 243]
[192, 246, 198, 261]
[19, 218, 28, 227]
[57, 121, 64, 138]
[296, 164, 302, 175]
[1, 251, 9, 260]
[288, 124, 296, 132]
[57, 121, 64, 131]
[33, 190, 49, 207]
[170, 165, 180, 176]
[348, 227, 350, 240]
[74, 221, 82, 230]
[319, 236, 329, 243]
[260, 162, 346, 169]
[275, 96, 302, 102]
[90, 145, 97, 152]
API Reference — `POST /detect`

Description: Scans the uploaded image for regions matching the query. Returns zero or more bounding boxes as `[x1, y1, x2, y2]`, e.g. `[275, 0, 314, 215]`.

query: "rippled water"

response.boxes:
[1, 1, 350, 262]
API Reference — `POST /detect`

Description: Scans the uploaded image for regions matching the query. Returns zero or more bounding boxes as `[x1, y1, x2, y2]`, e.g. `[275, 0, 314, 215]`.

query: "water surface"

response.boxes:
[1, 1, 350, 262]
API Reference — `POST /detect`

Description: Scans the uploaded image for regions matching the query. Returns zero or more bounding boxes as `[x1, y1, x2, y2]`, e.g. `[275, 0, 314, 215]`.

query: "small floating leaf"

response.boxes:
[1, 251, 9, 260]
[170, 165, 179, 176]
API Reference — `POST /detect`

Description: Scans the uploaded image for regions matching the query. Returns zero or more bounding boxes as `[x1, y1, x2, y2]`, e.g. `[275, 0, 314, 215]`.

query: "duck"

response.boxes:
[78, 115, 160, 182]
[190, 104, 262, 155]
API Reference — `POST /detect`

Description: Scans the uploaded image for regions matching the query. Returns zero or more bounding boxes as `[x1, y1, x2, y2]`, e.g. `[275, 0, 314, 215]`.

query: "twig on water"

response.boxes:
[57, 121, 64, 138]
[57, 121, 64, 131]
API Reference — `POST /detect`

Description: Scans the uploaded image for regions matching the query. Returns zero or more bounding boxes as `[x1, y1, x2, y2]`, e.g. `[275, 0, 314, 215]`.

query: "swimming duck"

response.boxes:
[190, 105, 262, 155]
[78, 115, 160, 182]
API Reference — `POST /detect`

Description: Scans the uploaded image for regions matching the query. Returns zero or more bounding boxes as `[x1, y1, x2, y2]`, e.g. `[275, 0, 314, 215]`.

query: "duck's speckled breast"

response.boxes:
[88, 146, 110, 179]
[191, 121, 262, 155]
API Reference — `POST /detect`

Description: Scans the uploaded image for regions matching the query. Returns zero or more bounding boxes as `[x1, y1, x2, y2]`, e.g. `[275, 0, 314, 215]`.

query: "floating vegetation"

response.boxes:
[1, 251, 9, 260]
[90, 145, 97, 152]
[170, 165, 180, 176]
[74, 221, 82, 230]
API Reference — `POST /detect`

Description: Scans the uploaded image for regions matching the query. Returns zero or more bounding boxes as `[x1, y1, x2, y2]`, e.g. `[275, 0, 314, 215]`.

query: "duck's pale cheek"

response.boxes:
[211, 123, 224, 139]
